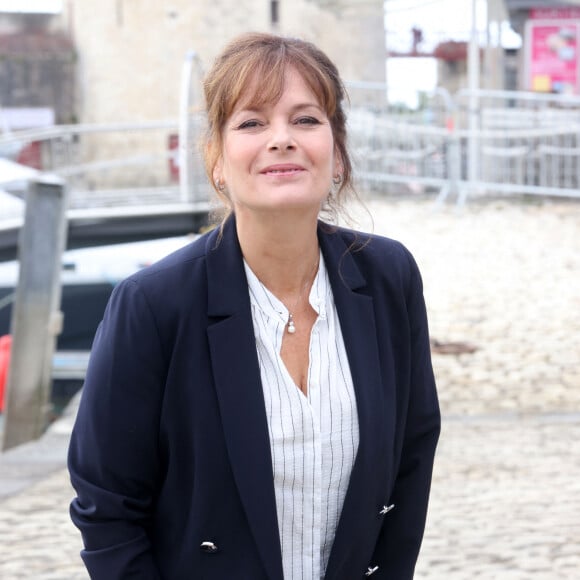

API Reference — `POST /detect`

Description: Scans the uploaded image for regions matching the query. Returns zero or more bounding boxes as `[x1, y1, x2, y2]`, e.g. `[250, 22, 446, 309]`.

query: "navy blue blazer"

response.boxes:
[68, 217, 440, 580]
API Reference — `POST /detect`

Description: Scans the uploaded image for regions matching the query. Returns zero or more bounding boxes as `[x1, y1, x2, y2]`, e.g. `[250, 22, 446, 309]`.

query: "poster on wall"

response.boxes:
[526, 18, 580, 95]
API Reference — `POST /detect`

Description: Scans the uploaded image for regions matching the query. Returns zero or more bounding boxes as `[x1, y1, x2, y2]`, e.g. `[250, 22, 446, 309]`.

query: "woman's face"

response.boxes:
[214, 67, 341, 219]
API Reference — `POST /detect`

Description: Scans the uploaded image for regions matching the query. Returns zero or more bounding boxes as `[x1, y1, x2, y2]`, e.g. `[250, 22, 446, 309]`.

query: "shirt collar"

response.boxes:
[244, 250, 328, 322]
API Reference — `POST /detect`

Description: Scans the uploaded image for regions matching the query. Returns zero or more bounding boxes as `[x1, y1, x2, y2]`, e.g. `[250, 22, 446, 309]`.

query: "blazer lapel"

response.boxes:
[205, 219, 284, 580]
[319, 226, 396, 579]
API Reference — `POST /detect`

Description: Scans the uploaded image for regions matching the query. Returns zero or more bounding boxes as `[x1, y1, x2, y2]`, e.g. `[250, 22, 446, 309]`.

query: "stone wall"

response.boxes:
[60, 0, 385, 124]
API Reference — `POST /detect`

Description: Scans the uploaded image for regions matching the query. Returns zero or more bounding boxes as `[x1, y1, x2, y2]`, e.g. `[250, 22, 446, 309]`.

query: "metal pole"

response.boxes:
[2, 175, 68, 451]
[468, 0, 480, 189]
[435, 88, 460, 205]
[384, 2, 389, 109]
[179, 51, 200, 204]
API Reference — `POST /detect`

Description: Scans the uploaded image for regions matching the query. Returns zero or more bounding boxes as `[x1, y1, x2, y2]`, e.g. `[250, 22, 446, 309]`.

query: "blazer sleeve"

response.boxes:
[372, 248, 441, 578]
[68, 278, 165, 579]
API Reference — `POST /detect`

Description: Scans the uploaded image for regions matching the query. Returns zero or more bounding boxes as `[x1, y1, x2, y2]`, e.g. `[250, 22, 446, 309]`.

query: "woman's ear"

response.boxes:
[212, 158, 224, 189]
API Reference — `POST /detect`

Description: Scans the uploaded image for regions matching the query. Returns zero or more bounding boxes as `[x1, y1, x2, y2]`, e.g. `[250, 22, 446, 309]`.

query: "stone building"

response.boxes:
[59, 0, 386, 124]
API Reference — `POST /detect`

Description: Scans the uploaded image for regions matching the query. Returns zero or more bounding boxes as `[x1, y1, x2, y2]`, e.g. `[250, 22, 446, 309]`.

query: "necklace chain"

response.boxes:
[285, 258, 319, 335]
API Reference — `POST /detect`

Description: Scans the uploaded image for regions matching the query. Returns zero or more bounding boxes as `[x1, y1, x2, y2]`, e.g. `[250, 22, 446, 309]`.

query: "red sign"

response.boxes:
[527, 20, 580, 94]
[531, 8, 580, 20]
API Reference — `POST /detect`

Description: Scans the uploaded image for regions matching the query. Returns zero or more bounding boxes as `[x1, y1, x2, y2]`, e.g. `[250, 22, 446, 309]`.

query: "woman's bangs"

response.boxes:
[225, 54, 337, 119]
[297, 62, 337, 118]
[227, 58, 287, 116]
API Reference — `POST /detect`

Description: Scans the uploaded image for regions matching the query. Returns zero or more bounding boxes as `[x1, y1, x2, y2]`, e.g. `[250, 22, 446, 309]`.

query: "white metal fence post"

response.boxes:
[468, 0, 481, 195]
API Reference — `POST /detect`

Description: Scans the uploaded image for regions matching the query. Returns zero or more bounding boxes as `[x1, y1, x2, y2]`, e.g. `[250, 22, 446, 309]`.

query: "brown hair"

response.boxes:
[202, 32, 354, 221]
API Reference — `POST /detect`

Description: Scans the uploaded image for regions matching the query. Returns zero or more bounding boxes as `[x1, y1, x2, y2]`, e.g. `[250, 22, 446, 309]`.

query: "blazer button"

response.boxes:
[379, 504, 395, 515]
[200, 541, 219, 553]
[365, 565, 379, 576]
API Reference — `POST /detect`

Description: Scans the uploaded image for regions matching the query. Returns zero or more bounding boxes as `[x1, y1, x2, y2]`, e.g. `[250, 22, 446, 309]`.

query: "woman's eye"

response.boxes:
[295, 116, 320, 126]
[237, 119, 261, 130]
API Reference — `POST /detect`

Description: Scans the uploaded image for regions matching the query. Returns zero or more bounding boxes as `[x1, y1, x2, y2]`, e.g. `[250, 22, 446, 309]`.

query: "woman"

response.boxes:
[68, 33, 440, 580]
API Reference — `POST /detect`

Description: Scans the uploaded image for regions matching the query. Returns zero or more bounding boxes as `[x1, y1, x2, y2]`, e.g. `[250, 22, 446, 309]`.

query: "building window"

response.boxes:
[271, 0, 279, 26]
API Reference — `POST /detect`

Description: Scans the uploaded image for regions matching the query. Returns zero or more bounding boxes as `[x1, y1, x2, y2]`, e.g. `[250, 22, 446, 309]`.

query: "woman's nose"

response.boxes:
[268, 123, 295, 151]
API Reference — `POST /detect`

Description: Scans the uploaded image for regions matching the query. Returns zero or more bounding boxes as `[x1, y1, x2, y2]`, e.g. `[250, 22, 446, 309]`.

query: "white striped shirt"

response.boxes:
[244, 253, 360, 580]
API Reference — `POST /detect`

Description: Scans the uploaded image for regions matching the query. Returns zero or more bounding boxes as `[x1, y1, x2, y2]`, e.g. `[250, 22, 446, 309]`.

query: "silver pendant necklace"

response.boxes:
[287, 312, 297, 334]
[285, 258, 319, 335]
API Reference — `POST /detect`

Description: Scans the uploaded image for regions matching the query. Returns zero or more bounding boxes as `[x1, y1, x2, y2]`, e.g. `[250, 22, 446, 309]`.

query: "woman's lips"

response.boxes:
[260, 164, 305, 176]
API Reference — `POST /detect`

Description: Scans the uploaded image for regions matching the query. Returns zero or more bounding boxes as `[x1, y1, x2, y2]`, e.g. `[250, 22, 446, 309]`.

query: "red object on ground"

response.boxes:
[0, 335, 11, 413]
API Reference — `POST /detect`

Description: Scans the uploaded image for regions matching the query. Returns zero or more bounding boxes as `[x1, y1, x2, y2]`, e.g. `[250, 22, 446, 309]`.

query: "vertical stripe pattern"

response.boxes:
[244, 253, 360, 580]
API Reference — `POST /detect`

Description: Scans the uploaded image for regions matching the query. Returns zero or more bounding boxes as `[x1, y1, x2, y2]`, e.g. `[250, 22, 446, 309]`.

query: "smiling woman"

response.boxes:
[68, 32, 440, 580]
[203, 33, 352, 226]
[214, 68, 339, 221]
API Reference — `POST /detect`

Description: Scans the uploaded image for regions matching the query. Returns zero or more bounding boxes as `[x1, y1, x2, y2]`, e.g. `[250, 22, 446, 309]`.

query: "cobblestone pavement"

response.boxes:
[0, 197, 579, 579]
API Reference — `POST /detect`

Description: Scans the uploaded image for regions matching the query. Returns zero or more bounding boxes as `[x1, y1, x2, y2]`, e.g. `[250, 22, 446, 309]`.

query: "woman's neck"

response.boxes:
[235, 211, 321, 299]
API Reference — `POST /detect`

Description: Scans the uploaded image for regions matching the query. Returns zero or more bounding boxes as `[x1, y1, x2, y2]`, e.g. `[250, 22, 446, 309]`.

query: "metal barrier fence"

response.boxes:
[345, 84, 580, 202]
[454, 89, 580, 199]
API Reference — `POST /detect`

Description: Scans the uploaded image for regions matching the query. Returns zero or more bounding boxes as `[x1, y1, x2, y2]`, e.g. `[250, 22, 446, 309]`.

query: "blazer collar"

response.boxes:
[205, 217, 249, 316]
[205, 218, 368, 314]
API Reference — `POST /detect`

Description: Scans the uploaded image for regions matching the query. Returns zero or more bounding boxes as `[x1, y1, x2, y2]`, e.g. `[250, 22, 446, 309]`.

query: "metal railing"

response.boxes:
[0, 117, 211, 214]
[345, 84, 580, 202]
[454, 89, 580, 200]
